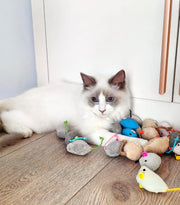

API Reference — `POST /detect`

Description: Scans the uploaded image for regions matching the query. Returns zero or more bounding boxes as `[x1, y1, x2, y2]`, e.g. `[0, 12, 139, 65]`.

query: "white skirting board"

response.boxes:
[132, 98, 180, 130]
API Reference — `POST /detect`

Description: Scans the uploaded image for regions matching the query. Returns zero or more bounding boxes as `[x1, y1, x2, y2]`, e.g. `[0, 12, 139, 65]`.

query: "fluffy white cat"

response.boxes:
[0, 70, 147, 146]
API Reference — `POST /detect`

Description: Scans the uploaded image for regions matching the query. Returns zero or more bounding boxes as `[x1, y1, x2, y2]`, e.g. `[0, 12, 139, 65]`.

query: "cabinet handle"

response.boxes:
[159, 0, 172, 95]
[179, 83, 180, 96]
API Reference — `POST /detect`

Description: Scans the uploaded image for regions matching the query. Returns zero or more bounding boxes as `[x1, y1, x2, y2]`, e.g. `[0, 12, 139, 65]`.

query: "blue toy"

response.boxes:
[122, 128, 137, 137]
[120, 118, 139, 137]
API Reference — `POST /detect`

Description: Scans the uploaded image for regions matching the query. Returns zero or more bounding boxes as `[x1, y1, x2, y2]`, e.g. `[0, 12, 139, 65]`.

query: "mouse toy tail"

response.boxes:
[166, 188, 180, 192]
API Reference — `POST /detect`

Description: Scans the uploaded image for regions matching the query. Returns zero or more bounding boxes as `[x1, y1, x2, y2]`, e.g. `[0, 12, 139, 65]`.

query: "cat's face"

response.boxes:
[80, 70, 130, 119]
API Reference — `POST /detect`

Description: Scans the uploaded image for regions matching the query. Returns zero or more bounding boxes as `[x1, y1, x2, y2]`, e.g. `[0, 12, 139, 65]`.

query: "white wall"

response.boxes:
[0, 0, 37, 100]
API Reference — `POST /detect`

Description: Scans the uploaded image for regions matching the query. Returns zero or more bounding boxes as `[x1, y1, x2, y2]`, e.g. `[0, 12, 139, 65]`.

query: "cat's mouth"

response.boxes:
[99, 109, 106, 114]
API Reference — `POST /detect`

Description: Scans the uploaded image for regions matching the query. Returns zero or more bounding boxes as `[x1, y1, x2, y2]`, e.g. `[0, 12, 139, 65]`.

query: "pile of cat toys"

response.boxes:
[105, 117, 180, 160]
[56, 116, 180, 159]
[56, 116, 180, 194]
[103, 116, 180, 194]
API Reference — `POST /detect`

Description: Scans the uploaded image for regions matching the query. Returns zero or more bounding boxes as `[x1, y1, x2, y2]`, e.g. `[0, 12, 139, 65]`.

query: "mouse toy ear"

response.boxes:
[108, 70, 126, 89]
[80, 73, 96, 89]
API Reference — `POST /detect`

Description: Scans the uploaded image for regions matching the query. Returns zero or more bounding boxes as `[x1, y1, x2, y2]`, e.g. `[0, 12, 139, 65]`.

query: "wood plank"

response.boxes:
[0, 132, 112, 205]
[0, 132, 47, 158]
[67, 155, 180, 205]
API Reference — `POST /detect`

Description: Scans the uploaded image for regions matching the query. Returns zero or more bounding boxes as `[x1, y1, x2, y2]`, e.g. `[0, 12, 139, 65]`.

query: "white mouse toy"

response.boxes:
[136, 166, 180, 193]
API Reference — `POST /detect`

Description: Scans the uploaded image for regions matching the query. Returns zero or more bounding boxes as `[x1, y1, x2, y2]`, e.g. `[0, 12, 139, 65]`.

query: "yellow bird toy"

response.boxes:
[136, 166, 180, 193]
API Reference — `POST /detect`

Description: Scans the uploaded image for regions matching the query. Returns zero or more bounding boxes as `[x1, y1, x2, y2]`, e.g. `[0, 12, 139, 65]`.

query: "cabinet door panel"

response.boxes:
[44, 0, 179, 101]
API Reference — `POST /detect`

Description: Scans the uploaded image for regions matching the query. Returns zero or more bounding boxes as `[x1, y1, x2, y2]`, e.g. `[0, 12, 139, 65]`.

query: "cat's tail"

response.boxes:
[0, 101, 4, 131]
[0, 133, 24, 149]
[0, 100, 7, 131]
[0, 120, 3, 132]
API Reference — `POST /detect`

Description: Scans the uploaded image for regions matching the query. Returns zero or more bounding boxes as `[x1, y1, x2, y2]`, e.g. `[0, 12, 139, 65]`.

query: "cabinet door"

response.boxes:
[36, 0, 179, 101]
[173, 19, 180, 103]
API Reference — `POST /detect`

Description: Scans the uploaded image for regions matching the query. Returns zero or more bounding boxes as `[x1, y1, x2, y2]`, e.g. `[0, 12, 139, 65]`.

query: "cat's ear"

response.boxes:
[108, 70, 126, 89]
[80, 73, 96, 89]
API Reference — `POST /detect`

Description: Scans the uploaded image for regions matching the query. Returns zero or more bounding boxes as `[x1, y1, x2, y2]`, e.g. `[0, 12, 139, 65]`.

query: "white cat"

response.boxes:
[0, 70, 147, 146]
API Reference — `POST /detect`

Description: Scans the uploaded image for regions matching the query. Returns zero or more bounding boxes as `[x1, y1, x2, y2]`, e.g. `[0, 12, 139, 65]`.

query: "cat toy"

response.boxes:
[143, 136, 169, 154]
[166, 131, 180, 154]
[139, 119, 159, 140]
[173, 142, 180, 160]
[157, 121, 172, 137]
[139, 152, 161, 171]
[120, 118, 139, 137]
[119, 140, 143, 161]
[136, 166, 180, 193]
[57, 121, 104, 155]
[104, 135, 143, 161]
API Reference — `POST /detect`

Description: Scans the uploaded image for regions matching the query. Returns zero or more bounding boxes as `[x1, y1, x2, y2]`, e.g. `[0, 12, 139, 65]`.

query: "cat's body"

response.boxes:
[0, 70, 147, 146]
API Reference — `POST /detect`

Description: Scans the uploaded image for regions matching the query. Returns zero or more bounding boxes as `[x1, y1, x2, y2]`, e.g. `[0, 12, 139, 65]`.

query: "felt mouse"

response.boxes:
[143, 136, 169, 154]
[57, 121, 104, 155]
[136, 166, 180, 193]
[139, 119, 159, 140]
[139, 152, 161, 171]
[105, 139, 143, 161]
[120, 118, 140, 137]
[119, 140, 143, 161]
[173, 142, 180, 160]
[166, 131, 180, 154]
[105, 140, 122, 157]
[157, 121, 172, 137]
[57, 122, 92, 155]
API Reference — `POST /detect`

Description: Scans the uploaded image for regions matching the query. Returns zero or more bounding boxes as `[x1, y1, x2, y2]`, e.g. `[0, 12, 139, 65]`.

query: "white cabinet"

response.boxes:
[31, 0, 180, 128]
[174, 23, 180, 103]
[32, 0, 179, 102]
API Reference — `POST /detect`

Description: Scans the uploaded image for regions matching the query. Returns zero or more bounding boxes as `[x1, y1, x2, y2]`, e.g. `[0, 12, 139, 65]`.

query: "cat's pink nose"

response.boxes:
[99, 109, 106, 114]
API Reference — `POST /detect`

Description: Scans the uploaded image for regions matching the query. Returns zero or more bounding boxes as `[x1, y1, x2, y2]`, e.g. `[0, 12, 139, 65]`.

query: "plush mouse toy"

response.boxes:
[157, 121, 172, 137]
[57, 121, 92, 155]
[120, 118, 139, 137]
[136, 166, 180, 193]
[119, 140, 143, 161]
[105, 139, 143, 161]
[57, 121, 105, 155]
[139, 152, 161, 171]
[143, 136, 169, 154]
[166, 131, 180, 154]
[173, 142, 180, 160]
[139, 119, 159, 140]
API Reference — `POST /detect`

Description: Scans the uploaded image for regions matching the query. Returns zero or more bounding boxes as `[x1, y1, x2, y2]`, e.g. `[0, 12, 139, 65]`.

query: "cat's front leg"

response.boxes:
[87, 128, 147, 146]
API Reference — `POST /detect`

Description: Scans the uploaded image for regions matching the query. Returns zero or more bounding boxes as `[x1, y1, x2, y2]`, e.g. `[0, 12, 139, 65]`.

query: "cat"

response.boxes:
[0, 70, 147, 146]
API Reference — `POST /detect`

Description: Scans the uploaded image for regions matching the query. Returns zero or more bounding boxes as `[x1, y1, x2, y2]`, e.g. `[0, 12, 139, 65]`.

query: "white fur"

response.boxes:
[0, 75, 147, 146]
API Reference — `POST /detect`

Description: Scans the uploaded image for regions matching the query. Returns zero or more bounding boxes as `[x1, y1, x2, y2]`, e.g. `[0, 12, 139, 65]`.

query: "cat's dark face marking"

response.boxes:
[88, 90, 101, 107]
[87, 89, 120, 107]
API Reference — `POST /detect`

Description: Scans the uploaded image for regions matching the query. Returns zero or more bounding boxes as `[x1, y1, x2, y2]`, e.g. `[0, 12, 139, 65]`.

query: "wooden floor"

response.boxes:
[0, 132, 180, 205]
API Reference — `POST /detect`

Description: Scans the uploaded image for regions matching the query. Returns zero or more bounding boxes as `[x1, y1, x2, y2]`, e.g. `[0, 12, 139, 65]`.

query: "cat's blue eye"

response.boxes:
[107, 97, 114, 102]
[92, 97, 99, 102]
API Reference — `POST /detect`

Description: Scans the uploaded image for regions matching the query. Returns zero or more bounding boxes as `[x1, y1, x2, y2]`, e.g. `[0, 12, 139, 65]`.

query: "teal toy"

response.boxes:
[120, 118, 139, 137]
[122, 128, 137, 137]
